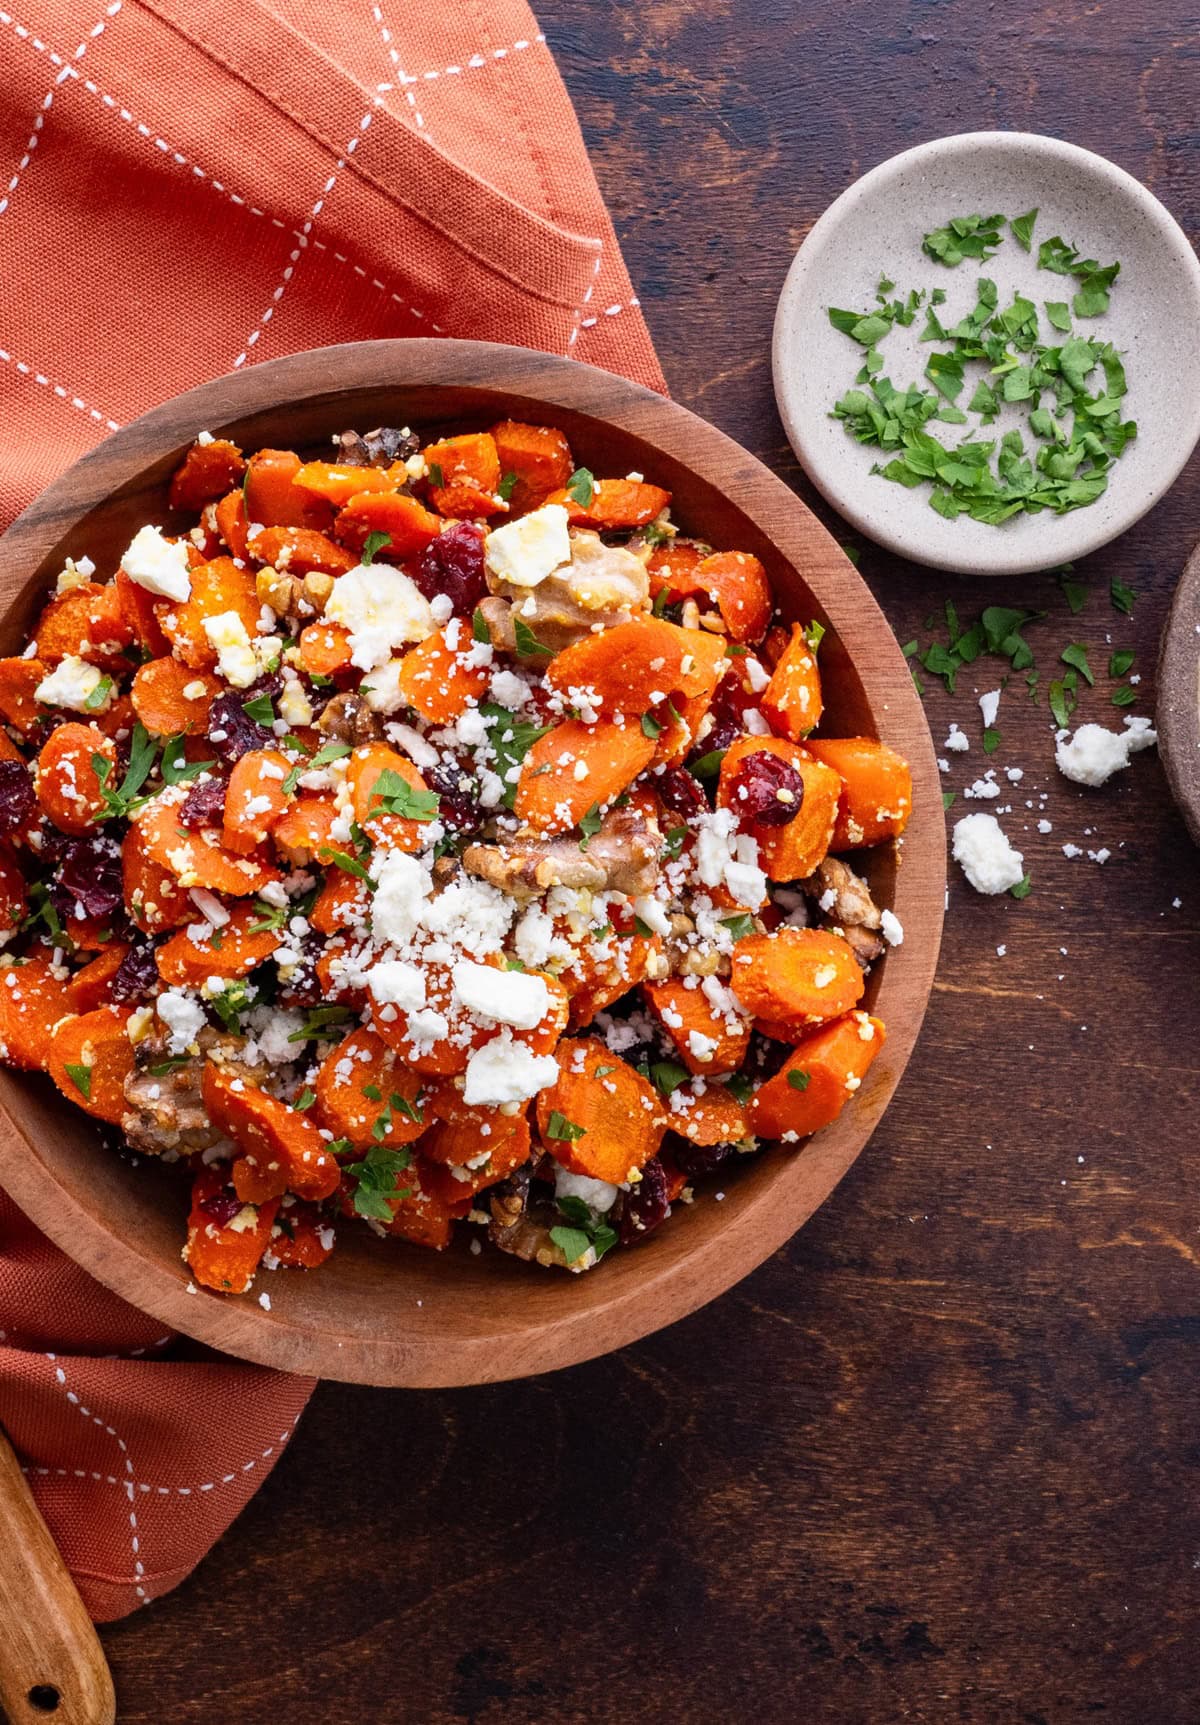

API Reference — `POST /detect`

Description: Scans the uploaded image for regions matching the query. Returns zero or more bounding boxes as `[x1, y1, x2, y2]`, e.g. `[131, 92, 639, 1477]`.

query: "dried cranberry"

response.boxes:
[179, 775, 228, 830]
[198, 1192, 243, 1228]
[0, 759, 35, 834]
[688, 713, 743, 767]
[413, 521, 486, 613]
[728, 751, 805, 827]
[24, 712, 70, 753]
[653, 766, 708, 820]
[672, 1139, 736, 1179]
[618, 1156, 672, 1246]
[110, 940, 161, 1003]
[206, 691, 272, 765]
[53, 833, 123, 921]
[745, 1031, 789, 1082]
[426, 758, 483, 837]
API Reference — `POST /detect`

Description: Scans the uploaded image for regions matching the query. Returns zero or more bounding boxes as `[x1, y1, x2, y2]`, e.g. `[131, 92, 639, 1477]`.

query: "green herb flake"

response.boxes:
[84, 675, 114, 712]
[1009, 207, 1038, 252]
[64, 1062, 93, 1100]
[982, 727, 1001, 755]
[294, 1089, 317, 1112]
[641, 712, 662, 740]
[649, 1060, 690, 1098]
[549, 1225, 593, 1265]
[720, 913, 756, 939]
[1060, 643, 1095, 687]
[426, 462, 444, 489]
[1009, 872, 1033, 900]
[1111, 684, 1137, 707]
[161, 736, 217, 786]
[545, 1109, 586, 1142]
[513, 615, 554, 658]
[498, 471, 518, 502]
[1110, 577, 1136, 615]
[242, 692, 275, 727]
[922, 211, 1005, 267]
[317, 846, 375, 889]
[786, 1069, 811, 1093]
[343, 1143, 413, 1221]
[578, 803, 603, 847]
[1108, 648, 1135, 678]
[565, 467, 595, 508]
[663, 824, 688, 861]
[471, 607, 491, 644]
[360, 530, 392, 567]
[942, 790, 957, 810]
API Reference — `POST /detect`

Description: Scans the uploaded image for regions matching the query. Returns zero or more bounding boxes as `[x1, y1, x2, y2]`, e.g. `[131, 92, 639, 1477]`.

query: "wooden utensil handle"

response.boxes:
[0, 1426, 114, 1725]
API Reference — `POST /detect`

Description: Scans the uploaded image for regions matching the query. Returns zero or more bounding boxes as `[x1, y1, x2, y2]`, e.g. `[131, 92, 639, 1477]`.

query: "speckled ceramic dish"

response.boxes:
[773, 131, 1200, 576]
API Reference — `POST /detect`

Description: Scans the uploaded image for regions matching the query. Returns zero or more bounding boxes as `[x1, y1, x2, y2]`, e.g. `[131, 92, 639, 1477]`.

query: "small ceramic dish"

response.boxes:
[1158, 539, 1200, 846]
[0, 340, 945, 1387]
[773, 131, 1200, 576]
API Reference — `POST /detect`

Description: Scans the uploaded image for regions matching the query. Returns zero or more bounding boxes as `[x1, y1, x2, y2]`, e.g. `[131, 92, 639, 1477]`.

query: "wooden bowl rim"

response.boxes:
[0, 339, 945, 1385]
[1157, 539, 1200, 846]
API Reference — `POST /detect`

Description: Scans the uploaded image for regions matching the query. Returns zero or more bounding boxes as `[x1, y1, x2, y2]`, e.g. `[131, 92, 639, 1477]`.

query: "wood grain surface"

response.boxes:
[95, 3, 1200, 1720]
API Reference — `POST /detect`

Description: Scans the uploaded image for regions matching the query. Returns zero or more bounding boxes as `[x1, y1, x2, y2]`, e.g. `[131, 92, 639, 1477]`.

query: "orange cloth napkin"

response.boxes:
[0, 0, 663, 1620]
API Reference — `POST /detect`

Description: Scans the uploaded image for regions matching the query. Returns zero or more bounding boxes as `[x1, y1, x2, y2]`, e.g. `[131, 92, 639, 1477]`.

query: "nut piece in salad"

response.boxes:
[0, 421, 912, 1293]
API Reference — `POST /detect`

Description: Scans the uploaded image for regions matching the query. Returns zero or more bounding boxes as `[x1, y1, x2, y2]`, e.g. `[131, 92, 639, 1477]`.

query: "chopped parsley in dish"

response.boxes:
[0, 420, 911, 1293]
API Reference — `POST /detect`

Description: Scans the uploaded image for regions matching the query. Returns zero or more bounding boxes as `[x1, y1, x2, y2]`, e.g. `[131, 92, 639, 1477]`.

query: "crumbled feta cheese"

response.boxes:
[462, 1031, 558, 1106]
[880, 909, 903, 946]
[324, 564, 435, 670]
[35, 656, 110, 713]
[979, 689, 1001, 728]
[484, 503, 571, 588]
[362, 657, 410, 714]
[122, 524, 192, 602]
[451, 959, 550, 1029]
[371, 851, 432, 948]
[1055, 716, 1157, 787]
[367, 959, 427, 1013]
[278, 678, 314, 729]
[554, 1167, 619, 1213]
[944, 723, 970, 753]
[157, 989, 206, 1054]
[952, 813, 1025, 895]
[202, 611, 263, 688]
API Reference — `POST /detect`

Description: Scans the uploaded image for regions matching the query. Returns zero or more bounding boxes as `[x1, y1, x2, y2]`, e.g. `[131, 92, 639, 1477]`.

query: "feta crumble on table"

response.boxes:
[1055, 715, 1157, 787]
[952, 813, 1025, 895]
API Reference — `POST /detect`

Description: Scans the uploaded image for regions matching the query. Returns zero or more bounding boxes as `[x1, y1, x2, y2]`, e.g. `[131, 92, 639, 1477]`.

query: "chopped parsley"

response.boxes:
[342, 1144, 413, 1221]
[64, 1062, 92, 1100]
[360, 530, 392, 567]
[1060, 643, 1094, 687]
[1010, 872, 1033, 900]
[84, 675, 114, 712]
[545, 1110, 586, 1142]
[160, 736, 216, 785]
[787, 1069, 811, 1092]
[565, 467, 595, 508]
[281, 739, 351, 796]
[649, 1060, 689, 1098]
[498, 470, 519, 502]
[1110, 577, 1136, 615]
[921, 211, 1005, 267]
[479, 703, 552, 810]
[242, 691, 275, 726]
[367, 768, 440, 822]
[641, 712, 662, 739]
[513, 615, 554, 658]
[720, 913, 756, 939]
[471, 606, 491, 644]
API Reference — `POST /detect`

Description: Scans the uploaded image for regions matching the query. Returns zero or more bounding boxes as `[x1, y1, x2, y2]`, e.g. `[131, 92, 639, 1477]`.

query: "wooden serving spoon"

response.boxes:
[0, 1427, 115, 1725]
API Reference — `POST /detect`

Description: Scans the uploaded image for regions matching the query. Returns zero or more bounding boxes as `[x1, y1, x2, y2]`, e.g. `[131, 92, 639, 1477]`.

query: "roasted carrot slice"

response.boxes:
[131, 658, 220, 737]
[376, 1158, 472, 1250]
[545, 615, 726, 717]
[760, 622, 823, 739]
[202, 1063, 340, 1203]
[647, 539, 706, 598]
[667, 1082, 750, 1147]
[297, 621, 353, 680]
[313, 1026, 427, 1150]
[185, 1165, 279, 1294]
[268, 1202, 334, 1270]
[0, 949, 73, 1070]
[121, 822, 194, 934]
[243, 449, 333, 531]
[215, 489, 251, 561]
[0, 658, 46, 735]
[34, 723, 115, 834]
[716, 736, 840, 882]
[394, 625, 489, 725]
[729, 927, 864, 1034]
[372, 963, 482, 1078]
[331, 490, 442, 556]
[804, 737, 913, 850]
[156, 902, 281, 987]
[345, 743, 432, 851]
[310, 870, 371, 936]
[420, 1116, 532, 1203]
[169, 438, 246, 511]
[135, 789, 279, 897]
[47, 1004, 135, 1125]
[548, 477, 670, 530]
[65, 942, 130, 1012]
[422, 432, 504, 518]
[35, 582, 134, 667]
[642, 976, 750, 1075]
[535, 1038, 666, 1183]
[246, 526, 357, 577]
[292, 462, 402, 507]
[514, 718, 656, 835]
[114, 568, 172, 656]
[489, 420, 573, 513]
[564, 932, 662, 1032]
[222, 749, 294, 855]
[159, 555, 261, 671]
[748, 1011, 886, 1140]
[271, 793, 337, 866]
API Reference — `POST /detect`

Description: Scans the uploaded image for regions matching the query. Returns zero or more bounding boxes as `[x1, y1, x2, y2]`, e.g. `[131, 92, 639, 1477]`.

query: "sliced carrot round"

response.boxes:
[47, 1004, 135, 1124]
[34, 723, 115, 835]
[135, 789, 279, 897]
[534, 1038, 666, 1184]
[65, 942, 130, 1012]
[748, 1011, 886, 1140]
[202, 1063, 339, 1203]
[314, 1026, 427, 1150]
[246, 526, 357, 576]
[156, 902, 281, 987]
[185, 1165, 278, 1294]
[131, 658, 220, 736]
[729, 927, 864, 1034]
[0, 948, 73, 1070]
[222, 749, 294, 855]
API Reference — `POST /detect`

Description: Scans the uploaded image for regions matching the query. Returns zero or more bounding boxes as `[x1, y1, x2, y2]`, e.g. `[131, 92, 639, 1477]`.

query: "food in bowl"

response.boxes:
[0, 420, 912, 1293]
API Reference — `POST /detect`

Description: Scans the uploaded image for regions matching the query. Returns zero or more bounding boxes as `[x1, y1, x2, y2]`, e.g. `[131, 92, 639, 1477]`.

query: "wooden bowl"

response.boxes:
[1158, 539, 1200, 846]
[0, 340, 944, 1386]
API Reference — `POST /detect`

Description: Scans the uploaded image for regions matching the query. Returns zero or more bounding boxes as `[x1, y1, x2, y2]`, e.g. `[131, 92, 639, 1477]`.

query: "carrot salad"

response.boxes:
[0, 421, 912, 1292]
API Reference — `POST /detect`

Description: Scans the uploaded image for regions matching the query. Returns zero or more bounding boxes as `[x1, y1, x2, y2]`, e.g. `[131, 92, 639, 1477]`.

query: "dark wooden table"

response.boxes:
[99, 4, 1200, 1719]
